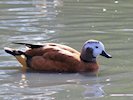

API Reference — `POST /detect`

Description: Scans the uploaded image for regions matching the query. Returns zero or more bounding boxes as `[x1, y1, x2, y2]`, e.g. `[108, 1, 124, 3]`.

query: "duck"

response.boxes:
[4, 40, 112, 73]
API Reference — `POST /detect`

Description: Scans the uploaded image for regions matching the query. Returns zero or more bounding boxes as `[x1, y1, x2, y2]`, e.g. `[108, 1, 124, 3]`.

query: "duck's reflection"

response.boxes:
[19, 73, 29, 88]
[18, 72, 106, 99]
[82, 84, 105, 99]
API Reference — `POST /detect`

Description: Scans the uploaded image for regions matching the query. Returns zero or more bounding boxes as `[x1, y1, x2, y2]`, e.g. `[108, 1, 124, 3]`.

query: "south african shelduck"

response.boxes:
[4, 40, 112, 73]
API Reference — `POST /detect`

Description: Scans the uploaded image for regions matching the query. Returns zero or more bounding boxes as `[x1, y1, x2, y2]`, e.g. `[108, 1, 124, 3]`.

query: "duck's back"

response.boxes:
[25, 43, 79, 56]
[25, 43, 82, 72]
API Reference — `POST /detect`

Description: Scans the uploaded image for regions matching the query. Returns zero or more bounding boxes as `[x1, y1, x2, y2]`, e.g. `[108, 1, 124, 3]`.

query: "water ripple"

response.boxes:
[0, 1, 32, 5]
[9, 34, 52, 41]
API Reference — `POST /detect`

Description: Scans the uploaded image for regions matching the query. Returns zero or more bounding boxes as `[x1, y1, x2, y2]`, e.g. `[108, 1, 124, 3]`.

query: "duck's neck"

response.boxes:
[80, 47, 96, 63]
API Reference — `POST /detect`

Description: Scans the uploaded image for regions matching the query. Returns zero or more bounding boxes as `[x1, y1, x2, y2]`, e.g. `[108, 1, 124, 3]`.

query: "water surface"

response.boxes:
[0, 0, 133, 100]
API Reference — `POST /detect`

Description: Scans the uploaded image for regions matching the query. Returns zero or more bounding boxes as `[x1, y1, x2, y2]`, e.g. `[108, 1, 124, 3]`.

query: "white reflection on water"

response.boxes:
[18, 74, 29, 88]
[102, 8, 107, 12]
[0, 61, 19, 67]
[0, 0, 63, 38]
[110, 94, 133, 97]
[32, 0, 62, 18]
[9, 34, 50, 41]
[83, 84, 105, 99]
[114, 0, 119, 4]
[0, 1, 31, 4]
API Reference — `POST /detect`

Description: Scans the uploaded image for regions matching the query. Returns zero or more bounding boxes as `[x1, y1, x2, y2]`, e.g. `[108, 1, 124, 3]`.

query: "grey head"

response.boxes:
[80, 40, 112, 62]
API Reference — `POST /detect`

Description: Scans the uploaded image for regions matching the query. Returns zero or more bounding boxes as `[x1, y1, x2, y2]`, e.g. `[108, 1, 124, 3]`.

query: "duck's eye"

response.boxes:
[95, 46, 98, 48]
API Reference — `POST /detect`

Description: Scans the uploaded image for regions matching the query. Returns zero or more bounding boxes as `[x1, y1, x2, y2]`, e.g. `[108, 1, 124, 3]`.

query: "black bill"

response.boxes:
[100, 50, 112, 58]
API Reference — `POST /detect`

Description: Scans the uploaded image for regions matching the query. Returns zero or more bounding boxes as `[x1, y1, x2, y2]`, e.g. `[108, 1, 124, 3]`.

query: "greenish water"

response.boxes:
[0, 0, 133, 100]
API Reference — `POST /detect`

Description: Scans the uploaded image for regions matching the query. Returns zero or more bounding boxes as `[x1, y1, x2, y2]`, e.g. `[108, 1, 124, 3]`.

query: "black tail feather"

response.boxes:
[4, 47, 25, 56]
[12, 42, 43, 49]
[4, 47, 32, 59]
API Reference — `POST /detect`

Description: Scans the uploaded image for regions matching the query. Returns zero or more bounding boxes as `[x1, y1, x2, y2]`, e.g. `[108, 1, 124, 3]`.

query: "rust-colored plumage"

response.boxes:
[4, 40, 112, 73]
